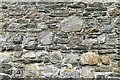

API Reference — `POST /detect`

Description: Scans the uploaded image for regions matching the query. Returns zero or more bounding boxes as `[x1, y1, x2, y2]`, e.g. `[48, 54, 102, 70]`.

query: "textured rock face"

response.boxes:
[107, 7, 120, 16]
[101, 55, 110, 65]
[81, 66, 95, 78]
[80, 51, 100, 65]
[58, 16, 83, 32]
[0, 1, 120, 79]
[49, 51, 62, 63]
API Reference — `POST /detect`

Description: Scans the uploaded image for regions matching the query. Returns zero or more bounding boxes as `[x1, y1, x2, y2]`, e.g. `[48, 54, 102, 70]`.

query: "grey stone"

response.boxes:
[81, 66, 95, 78]
[69, 36, 82, 45]
[36, 51, 48, 59]
[13, 34, 23, 44]
[55, 38, 69, 44]
[58, 16, 83, 32]
[0, 52, 10, 63]
[110, 54, 120, 61]
[22, 51, 36, 59]
[41, 65, 59, 78]
[63, 53, 79, 65]
[14, 52, 23, 58]
[24, 38, 38, 50]
[99, 25, 113, 33]
[24, 63, 40, 77]
[37, 23, 48, 30]
[85, 7, 107, 11]
[39, 31, 53, 45]
[98, 34, 106, 44]
[95, 66, 113, 72]
[49, 51, 62, 64]
[68, 2, 87, 8]
[0, 34, 6, 44]
[2, 5, 8, 9]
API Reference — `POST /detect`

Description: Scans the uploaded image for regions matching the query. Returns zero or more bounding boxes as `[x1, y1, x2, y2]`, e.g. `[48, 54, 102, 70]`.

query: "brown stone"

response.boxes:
[101, 56, 110, 65]
[107, 7, 120, 16]
[80, 51, 100, 65]
[25, 10, 37, 18]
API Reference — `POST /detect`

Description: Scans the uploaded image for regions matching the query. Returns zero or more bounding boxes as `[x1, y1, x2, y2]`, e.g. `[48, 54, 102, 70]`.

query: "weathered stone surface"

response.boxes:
[39, 31, 53, 45]
[41, 65, 59, 78]
[49, 51, 62, 63]
[24, 38, 38, 50]
[0, 52, 10, 63]
[24, 64, 40, 77]
[101, 55, 110, 65]
[80, 51, 100, 65]
[81, 66, 95, 78]
[54, 32, 69, 44]
[60, 64, 80, 78]
[95, 66, 113, 72]
[0, 2, 120, 79]
[13, 34, 23, 44]
[99, 25, 113, 33]
[58, 16, 83, 32]
[98, 34, 106, 44]
[107, 7, 120, 16]
[37, 23, 48, 30]
[22, 52, 36, 59]
[63, 53, 79, 65]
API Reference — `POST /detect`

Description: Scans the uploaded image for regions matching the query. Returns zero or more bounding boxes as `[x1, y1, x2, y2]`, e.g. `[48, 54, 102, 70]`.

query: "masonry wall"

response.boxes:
[0, 1, 120, 79]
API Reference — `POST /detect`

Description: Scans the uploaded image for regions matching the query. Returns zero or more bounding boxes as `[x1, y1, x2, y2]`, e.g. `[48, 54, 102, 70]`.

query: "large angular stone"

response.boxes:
[58, 16, 83, 32]
[80, 51, 100, 65]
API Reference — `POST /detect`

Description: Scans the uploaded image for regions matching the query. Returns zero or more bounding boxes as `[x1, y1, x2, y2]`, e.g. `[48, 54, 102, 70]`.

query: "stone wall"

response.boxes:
[0, 1, 120, 79]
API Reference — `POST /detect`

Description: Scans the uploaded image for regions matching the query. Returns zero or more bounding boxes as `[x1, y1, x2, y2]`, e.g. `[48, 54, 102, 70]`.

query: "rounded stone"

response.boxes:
[39, 31, 53, 45]
[80, 51, 100, 65]
[49, 51, 62, 64]
[101, 56, 110, 65]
